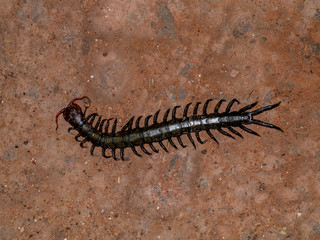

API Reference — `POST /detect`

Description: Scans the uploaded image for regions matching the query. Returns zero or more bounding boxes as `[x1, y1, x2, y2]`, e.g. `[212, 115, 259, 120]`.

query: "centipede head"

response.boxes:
[56, 96, 91, 133]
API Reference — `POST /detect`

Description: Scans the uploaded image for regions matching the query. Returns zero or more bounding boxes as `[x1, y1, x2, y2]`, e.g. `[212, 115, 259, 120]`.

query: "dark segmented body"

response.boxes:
[56, 96, 283, 160]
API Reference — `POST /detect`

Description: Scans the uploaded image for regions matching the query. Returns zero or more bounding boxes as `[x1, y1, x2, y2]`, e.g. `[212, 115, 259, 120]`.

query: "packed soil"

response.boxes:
[1, 1, 319, 239]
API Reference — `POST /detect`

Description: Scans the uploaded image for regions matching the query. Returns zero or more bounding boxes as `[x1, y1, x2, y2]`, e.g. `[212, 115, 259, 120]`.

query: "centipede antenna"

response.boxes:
[55, 108, 66, 133]
[68, 96, 90, 106]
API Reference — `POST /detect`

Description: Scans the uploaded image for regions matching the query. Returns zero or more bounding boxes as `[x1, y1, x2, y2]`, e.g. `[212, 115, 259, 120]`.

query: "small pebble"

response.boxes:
[229, 69, 239, 78]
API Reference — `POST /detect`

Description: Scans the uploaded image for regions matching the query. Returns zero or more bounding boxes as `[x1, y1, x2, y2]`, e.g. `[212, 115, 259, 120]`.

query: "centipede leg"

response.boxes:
[218, 128, 235, 139]
[131, 146, 142, 157]
[163, 109, 170, 122]
[239, 124, 260, 136]
[105, 118, 114, 134]
[172, 106, 180, 119]
[225, 99, 239, 113]
[177, 136, 187, 148]
[90, 145, 96, 155]
[159, 141, 168, 152]
[80, 139, 88, 148]
[214, 100, 226, 113]
[250, 119, 283, 132]
[238, 102, 258, 113]
[187, 133, 196, 149]
[75, 133, 82, 142]
[120, 148, 125, 160]
[141, 145, 152, 155]
[144, 115, 152, 127]
[102, 148, 112, 158]
[228, 127, 243, 138]
[86, 113, 97, 122]
[97, 119, 106, 132]
[68, 127, 75, 133]
[121, 117, 134, 132]
[193, 102, 201, 116]
[250, 102, 281, 116]
[203, 99, 213, 115]
[183, 103, 192, 119]
[168, 138, 178, 149]
[94, 116, 102, 130]
[135, 116, 142, 128]
[112, 149, 119, 160]
[195, 131, 207, 144]
[112, 119, 117, 134]
[149, 143, 159, 153]
[206, 129, 219, 145]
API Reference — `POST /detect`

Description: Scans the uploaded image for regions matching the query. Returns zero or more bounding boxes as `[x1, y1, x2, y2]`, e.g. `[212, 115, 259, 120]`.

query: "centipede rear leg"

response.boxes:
[239, 124, 260, 137]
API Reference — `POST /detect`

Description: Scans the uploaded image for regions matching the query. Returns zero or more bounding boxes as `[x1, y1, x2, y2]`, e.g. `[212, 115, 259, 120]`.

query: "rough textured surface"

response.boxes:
[1, 0, 320, 239]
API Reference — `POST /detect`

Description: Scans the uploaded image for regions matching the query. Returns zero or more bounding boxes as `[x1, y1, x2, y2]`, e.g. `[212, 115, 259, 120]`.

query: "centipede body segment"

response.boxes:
[56, 96, 283, 160]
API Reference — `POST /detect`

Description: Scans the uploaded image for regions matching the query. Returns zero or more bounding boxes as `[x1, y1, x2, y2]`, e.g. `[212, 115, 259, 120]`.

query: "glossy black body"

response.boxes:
[57, 97, 283, 160]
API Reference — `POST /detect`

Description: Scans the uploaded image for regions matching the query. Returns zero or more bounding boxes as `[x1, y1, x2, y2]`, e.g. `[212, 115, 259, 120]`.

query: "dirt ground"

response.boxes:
[1, 0, 320, 239]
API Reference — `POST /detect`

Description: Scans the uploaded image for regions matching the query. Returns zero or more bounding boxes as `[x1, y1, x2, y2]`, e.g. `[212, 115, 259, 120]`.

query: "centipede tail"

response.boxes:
[56, 97, 283, 160]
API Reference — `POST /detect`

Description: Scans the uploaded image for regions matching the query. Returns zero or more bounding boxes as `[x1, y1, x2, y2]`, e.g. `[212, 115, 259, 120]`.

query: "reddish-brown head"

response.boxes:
[56, 96, 91, 132]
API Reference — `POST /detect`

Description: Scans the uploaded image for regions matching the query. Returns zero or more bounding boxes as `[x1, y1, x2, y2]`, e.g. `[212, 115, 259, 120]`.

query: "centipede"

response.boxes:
[56, 96, 283, 161]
